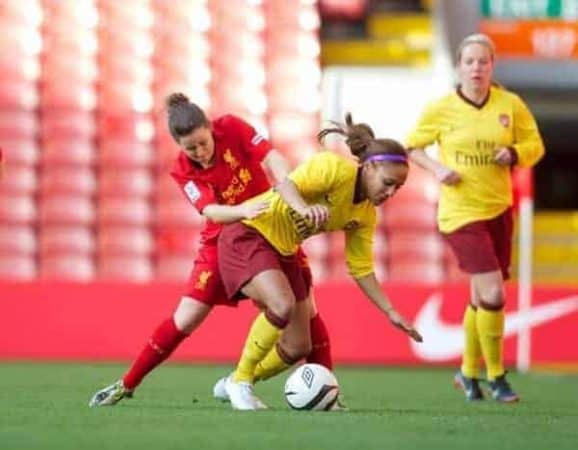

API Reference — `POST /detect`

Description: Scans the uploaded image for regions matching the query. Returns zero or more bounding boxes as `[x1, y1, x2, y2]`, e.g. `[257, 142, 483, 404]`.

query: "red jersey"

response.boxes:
[170, 114, 273, 245]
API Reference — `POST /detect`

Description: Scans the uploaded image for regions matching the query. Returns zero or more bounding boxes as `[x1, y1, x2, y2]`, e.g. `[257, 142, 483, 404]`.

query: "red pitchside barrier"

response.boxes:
[0, 281, 577, 365]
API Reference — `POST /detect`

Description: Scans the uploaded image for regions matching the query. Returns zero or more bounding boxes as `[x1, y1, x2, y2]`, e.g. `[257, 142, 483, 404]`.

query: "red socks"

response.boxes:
[306, 313, 333, 370]
[123, 318, 187, 390]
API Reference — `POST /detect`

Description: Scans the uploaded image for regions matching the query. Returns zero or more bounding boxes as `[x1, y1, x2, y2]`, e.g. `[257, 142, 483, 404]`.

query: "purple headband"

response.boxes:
[364, 154, 408, 165]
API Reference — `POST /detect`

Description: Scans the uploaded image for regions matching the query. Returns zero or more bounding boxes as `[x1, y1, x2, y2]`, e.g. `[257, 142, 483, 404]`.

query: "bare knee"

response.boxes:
[478, 284, 505, 309]
[279, 336, 312, 362]
[173, 297, 212, 334]
[268, 297, 296, 323]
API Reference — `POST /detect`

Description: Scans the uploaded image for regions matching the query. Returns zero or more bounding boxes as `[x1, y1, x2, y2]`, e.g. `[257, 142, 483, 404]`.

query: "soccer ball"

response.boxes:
[284, 363, 339, 411]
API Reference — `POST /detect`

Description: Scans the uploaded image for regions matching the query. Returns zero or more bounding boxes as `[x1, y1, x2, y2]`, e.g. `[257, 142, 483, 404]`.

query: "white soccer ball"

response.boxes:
[284, 363, 339, 411]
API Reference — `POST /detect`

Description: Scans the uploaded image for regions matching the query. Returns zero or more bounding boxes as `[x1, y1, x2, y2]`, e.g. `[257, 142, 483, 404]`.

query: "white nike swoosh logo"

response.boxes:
[411, 293, 578, 361]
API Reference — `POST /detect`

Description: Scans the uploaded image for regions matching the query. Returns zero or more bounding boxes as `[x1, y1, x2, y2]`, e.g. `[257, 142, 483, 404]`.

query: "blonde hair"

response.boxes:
[456, 33, 495, 63]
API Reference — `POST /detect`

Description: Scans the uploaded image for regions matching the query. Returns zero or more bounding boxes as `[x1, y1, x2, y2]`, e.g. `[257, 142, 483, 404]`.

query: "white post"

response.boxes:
[517, 170, 534, 373]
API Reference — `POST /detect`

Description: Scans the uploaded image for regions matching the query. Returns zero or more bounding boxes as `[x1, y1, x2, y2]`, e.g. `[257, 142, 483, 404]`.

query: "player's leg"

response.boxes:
[223, 269, 296, 410]
[305, 294, 333, 370]
[453, 281, 484, 400]
[444, 222, 492, 401]
[89, 246, 220, 407]
[89, 297, 212, 407]
[472, 270, 517, 402]
[253, 295, 311, 382]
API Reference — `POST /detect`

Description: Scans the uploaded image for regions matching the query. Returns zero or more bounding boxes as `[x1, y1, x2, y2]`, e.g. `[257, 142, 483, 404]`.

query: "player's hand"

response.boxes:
[242, 200, 269, 219]
[434, 165, 461, 186]
[387, 309, 423, 343]
[300, 204, 330, 229]
[494, 147, 515, 166]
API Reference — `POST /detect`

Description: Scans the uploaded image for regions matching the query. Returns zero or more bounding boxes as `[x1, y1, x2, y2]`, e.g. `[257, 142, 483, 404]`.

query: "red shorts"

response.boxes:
[442, 208, 513, 280]
[218, 222, 310, 302]
[184, 244, 235, 306]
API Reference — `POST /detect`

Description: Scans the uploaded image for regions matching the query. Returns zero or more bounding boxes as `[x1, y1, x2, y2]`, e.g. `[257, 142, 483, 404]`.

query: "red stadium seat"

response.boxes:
[41, 53, 97, 85]
[40, 82, 96, 110]
[387, 261, 445, 283]
[99, 58, 153, 87]
[0, 21, 41, 57]
[386, 232, 444, 264]
[0, 166, 37, 195]
[41, 138, 95, 167]
[39, 226, 95, 256]
[0, 1, 42, 27]
[98, 169, 153, 198]
[39, 195, 95, 226]
[0, 256, 36, 280]
[40, 255, 95, 281]
[381, 202, 437, 232]
[98, 256, 153, 282]
[97, 197, 152, 226]
[97, 82, 153, 113]
[0, 139, 38, 166]
[155, 255, 193, 282]
[97, 226, 153, 257]
[0, 110, 38, 139]
[155, 196, 204, 228]
[0, 194, 36, 224]
[40, 111, 95, 140]
[156, 227, 200, 256]
[40, 167, 96, 196]
[0, 225, 36, 256]
[0, 80, 38, 109]
[97, 113, 154, 142]
[98, 140, 153, 168]
[318, 0, 367, 20]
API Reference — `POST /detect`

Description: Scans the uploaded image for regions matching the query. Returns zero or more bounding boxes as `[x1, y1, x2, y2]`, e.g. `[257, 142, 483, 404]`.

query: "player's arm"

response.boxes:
[345, 216, 422, 342]
[276, 153, 341, 229]
[202, 201, 268, 223]
[262, 149, 292, 184]
[406, 101, 461, 185]
[354, 274, 422, 342]
[497, 95, 545, 168]
[174, 175, 267, 224]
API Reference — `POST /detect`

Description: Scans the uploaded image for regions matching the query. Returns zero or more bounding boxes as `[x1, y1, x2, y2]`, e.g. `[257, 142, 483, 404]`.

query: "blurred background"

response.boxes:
[0, 0, 577, 368]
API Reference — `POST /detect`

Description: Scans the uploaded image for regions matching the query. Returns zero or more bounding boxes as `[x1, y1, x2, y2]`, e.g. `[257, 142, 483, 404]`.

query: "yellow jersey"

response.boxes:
[243, 152, 376, 279]
[406, 86, 545, 233]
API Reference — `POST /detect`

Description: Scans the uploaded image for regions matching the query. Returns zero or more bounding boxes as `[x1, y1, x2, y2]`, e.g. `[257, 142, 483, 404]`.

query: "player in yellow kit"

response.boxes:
[406, 34, 545, 402]
[216, 113, 423, 410]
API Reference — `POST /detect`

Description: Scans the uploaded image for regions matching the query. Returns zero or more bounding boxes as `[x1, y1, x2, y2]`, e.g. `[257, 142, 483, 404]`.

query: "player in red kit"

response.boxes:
[89, 93, 333, 407]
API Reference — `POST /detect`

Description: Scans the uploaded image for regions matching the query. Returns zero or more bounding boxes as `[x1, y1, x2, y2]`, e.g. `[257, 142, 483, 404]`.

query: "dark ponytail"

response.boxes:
[165, 93, 209, 142]
[318, 113, 407, 163]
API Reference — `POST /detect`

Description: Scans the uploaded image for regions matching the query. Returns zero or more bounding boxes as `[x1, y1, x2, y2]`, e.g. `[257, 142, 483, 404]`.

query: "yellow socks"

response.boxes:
[253, 344, 291, 382]
[476, 306, 505, 381]
[232, 312, 283, 384]
[461, 304, 482, 379]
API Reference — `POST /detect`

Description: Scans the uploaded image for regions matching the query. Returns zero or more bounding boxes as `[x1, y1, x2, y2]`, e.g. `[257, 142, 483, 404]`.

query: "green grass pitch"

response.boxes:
[1, 363, 577, 450]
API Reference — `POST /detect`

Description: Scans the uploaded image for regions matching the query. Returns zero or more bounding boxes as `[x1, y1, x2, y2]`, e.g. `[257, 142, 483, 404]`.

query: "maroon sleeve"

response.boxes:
[226, 115, 272, 162]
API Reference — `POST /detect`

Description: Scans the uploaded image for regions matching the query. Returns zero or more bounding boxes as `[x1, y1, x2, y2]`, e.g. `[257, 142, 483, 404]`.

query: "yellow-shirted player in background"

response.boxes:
[216, 114, 422, 410]
[406, 33, 545, 402]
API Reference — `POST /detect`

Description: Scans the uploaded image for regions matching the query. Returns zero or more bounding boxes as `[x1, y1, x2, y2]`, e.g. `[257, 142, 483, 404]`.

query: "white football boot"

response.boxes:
[212, 375, 230, 402]
[89, 380, 133, 407]
[224, 377, 267, 410]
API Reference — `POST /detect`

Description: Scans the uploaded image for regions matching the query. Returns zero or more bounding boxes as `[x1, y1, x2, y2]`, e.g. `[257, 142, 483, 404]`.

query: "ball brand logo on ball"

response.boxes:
[301, 366, 315, 388]
[499, 114, 510, 128]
